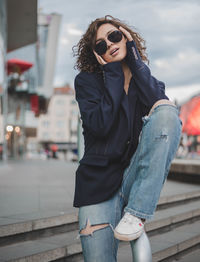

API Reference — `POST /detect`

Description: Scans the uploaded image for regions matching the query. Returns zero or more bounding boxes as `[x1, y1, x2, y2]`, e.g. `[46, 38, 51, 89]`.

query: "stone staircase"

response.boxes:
[0, 190, 200, 261]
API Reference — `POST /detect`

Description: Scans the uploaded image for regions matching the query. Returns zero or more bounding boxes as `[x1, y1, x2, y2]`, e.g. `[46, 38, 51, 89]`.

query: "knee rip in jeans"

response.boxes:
[155, 132, 168, 142]
[79, 219, 110, 237]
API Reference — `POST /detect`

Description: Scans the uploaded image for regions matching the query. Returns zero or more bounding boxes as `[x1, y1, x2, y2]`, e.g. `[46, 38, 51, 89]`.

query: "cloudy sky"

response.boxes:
[39, 0, 200, 101]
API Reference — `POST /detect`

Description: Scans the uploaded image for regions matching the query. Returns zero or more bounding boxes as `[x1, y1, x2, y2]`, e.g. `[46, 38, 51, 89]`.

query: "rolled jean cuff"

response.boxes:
[124, 207, 154, 220]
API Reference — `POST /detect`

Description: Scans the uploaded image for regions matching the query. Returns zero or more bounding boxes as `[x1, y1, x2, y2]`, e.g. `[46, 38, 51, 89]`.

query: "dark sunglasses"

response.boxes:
[94, 30, 123, 56]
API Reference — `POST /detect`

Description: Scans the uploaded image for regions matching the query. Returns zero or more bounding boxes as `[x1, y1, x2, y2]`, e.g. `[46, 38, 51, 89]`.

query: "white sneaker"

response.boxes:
[114, 212, 144, 241]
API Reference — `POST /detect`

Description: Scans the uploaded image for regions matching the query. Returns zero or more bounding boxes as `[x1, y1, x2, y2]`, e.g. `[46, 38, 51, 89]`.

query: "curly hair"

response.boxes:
[73, 15, 149, 73]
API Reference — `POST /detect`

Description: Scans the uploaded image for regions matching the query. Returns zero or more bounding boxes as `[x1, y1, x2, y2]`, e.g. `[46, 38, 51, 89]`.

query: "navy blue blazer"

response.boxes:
[73, 40, 168, 207]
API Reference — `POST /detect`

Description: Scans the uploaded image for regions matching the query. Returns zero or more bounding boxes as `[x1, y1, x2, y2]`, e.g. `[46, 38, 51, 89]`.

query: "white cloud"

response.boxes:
[54, 75, 66, 86]
[166, 84, 200, 105]
[60, 37, 69, 45]
[63, 23, 83, 36]
[58, 23, 83, 48]
[161, 36, 180, 44]
[67, 28, 83, 36]
[153, 49, 200, 86]
[157, 2, 200, 28]
[39, 0, 200, 88]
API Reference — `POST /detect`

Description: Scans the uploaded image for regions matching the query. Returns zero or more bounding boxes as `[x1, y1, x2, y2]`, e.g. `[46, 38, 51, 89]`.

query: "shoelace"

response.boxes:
[121, 213, 142, 225]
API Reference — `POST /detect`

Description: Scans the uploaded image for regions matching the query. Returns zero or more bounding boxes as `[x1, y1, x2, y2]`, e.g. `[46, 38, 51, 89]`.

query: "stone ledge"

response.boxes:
[0, 213, 78, 238]
[171, 159, 200, 175]
[0, 217, 200, 261]
[145, 208, 200, 232]
[153, 235, 200, 261]
[11, 246, 67, 262]
[158, 190, 200, 205]
[1, 191, 200, 238]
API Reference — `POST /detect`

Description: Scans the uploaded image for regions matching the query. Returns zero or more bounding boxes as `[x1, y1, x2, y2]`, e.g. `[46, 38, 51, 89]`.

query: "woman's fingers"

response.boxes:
[119, 26, 133, 41]
[93, 51, 107, 65]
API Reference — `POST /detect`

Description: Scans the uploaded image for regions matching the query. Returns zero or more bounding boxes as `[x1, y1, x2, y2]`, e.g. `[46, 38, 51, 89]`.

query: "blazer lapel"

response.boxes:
[121, 93, 131, 134]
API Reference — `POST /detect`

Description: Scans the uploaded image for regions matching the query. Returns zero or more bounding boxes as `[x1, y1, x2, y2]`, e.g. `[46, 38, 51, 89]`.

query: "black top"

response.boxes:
[73, 40, 169, 207]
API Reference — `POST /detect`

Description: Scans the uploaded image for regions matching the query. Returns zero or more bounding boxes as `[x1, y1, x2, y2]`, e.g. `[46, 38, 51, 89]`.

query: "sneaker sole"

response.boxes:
[114, 229, 144, 241]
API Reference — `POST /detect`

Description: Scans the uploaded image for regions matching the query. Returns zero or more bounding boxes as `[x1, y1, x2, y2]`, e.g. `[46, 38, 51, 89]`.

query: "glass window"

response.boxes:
[55, 109, 65, 116]
[56, 120, 64, 128]
[42, 120, 49, 127]
[42, 132, 49, 139]
[56, 132, 64, 138]
[56, 99, 65, 105]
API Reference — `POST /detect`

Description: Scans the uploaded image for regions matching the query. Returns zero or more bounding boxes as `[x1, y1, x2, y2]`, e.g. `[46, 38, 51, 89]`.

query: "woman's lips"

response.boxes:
[110, 48, 119, 56]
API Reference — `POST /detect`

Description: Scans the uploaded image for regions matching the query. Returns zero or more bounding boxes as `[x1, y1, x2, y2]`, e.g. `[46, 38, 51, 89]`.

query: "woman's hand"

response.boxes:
[93, 51, 107, 65]
[119, 26, 133, 41]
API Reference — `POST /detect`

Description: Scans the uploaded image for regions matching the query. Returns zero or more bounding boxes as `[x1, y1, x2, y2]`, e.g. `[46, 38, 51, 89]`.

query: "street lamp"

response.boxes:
[6, 125, 13, 132]
[15, 126, 20, 133]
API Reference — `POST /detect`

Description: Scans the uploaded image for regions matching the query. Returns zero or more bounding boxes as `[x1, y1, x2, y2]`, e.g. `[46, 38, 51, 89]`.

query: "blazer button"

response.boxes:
[127, 140, 130, 145]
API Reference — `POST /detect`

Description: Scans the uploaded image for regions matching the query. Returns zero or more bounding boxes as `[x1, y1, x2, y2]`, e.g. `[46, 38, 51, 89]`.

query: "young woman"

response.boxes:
[73, 15, 182, 262]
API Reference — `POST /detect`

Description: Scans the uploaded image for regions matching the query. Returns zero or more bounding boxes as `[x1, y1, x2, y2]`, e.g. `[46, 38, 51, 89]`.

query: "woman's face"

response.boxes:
[95, 23, 127, 63]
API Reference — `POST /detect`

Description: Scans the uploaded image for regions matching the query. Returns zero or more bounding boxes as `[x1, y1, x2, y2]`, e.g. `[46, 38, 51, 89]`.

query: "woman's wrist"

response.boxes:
[126, 40, 143, 64]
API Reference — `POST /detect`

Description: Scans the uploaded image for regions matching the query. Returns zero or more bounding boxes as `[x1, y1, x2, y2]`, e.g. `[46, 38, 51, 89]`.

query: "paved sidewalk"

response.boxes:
[0, 159, 200, 224]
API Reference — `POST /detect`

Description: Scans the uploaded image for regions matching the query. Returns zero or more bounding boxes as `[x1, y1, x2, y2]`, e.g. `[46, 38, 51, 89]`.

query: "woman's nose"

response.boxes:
[106, 39, 113, 48]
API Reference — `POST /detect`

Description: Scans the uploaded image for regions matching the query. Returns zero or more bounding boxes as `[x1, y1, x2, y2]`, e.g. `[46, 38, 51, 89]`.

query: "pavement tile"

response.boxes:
[117, 244, 132, 262]
[0, 217, 26, 226]
[0, 240, 64, 261]
[179, 248, 200, 262]
[178, 235, 200, 252]
[154, 200, 200, 221]
[0, 221, 32, 237]
[175, 220, 200, 234]
[33, 212, 77, 230]
[150, 220, 200, 255]
[0, 160, 200, 262]
[0, 159, 200, 220]
[3, 209, 76, 221]
[38, 230, 79, 246]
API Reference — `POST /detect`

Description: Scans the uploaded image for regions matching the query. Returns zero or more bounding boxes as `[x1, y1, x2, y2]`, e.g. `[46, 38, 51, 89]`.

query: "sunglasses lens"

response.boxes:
[94, 31, 123, 56]
[108, 30, 123, 43]
[95, 40, 107, 56]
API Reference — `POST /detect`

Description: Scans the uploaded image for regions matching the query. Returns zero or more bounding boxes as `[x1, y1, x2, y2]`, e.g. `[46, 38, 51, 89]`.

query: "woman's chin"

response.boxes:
[106, 56, 123, 63]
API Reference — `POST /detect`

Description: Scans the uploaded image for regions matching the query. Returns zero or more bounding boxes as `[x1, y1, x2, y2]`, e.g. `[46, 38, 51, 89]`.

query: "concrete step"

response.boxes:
[1, 189, 200, 247]
[0, 211, 78, 247]
[0, 218, 200, 261]
[118, 220, 200, 262]
[146, 199, 200, 236]
[0, 199, 200, 261]
[175, 248, 200, 262]
[169, 159, 200, 184]
[0, 230, 81, 262]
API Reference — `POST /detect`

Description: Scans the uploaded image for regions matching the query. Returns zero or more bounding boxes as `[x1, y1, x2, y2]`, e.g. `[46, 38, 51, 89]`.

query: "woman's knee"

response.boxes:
[150, 104, 179, 128]
[80, 219, 118, 262]
[80, 219, 110, 236]
[148, 99, 176, 117]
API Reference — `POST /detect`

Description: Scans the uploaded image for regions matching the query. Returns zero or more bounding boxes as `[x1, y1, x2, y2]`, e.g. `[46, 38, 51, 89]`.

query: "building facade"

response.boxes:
[37, 86, 78, 158]
[37, 12, 62, 98]
[1, 3, 61, 159]
[0, 0, 8, 159]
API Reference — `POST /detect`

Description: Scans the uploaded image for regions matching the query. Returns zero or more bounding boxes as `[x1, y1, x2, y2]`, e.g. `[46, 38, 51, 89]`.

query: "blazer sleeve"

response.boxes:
[75, 61, 125, 138]
[125, 40, 169, 107]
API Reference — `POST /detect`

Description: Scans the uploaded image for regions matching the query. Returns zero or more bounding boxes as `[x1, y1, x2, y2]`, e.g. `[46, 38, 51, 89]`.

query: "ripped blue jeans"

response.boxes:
[78, 104, 182, 262]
